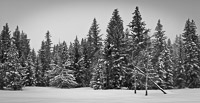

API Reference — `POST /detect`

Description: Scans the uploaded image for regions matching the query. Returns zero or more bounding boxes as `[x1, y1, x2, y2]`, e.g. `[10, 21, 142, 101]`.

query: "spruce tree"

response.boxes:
[12, 26, 21, 57]
[173, 34, 185, 88]
[23, 54, 34, 86]
[0, 23, 11, 63]
[86, 18, 102, 87]
[20, 32, 30, 60]
[152, 20, 167, 87]
[128, 6, 150, 90]
[4, 45, 23, 90]
[34, 57, 43, 86]
[182, 19, 200, 88]
[30, 49, 37, 64]
[0, 23, 11, 89]
[38, 41, 46, 86]
[159, 42, 174, 89]
[44, 31, 52, 68]
[103, 9, 127, 89]
[72, 36, 82, 86]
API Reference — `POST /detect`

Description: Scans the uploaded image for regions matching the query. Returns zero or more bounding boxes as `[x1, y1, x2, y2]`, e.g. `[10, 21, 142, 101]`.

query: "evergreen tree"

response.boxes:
[0, 23, 11, 89]
[80, 39, 91, 86]
[127, 6, 150, 89]
[72, 36, 82, 86]
[86, 18, 102, 87]
[30, 49, 37, 64]
[49, 58, 78, 88]
[20, 32, 30, 60]
[152, 20, 167, 87]
[44, 31, 52, 68]
[34, 57, 43, 86]
[38, 41, 46, 86]
[88, 18, 102, 51]
[37, 31, 52, 86]
[60, 41, 68, 64]
[22, 54, 34, 86]
[182, 19, 200, 88]
[12, 26, 21, 57]
[4, 45, 23, 90]
[0, 23, 11, 63]
[103, 9, 127, 89]
[128, 6, 149, 57]
[173, 34, 185, 88]
[159, 42, 174, 89]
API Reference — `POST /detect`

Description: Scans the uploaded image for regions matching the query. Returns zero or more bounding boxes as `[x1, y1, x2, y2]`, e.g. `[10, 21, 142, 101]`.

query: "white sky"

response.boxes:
[0, 0, 200, 51]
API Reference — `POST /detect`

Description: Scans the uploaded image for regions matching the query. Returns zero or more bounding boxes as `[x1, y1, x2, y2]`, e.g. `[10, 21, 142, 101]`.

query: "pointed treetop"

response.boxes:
[155, 19, 163, 31]
[16, 26, 19, 31]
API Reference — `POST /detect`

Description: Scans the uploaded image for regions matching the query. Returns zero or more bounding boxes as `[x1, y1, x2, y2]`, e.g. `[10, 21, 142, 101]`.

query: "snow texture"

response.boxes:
[0, 87, 200, 103]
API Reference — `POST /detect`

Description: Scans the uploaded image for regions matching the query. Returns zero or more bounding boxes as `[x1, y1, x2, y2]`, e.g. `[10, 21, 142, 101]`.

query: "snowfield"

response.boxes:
[0, 87, 200, 103]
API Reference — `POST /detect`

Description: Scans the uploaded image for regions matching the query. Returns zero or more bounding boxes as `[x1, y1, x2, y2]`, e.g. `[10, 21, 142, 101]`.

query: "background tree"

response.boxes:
[151, 20, 168, 88]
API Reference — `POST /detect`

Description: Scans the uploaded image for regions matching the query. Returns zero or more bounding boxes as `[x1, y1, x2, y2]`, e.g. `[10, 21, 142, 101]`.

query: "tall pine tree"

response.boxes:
[182, 19, 200, 88]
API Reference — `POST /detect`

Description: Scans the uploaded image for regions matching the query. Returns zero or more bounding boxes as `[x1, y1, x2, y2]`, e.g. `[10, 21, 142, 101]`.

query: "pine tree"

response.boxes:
[37, 31, 52, 86]
[159, 42, 174, 89]
[127, 6, 150, 90]
[30, 49, 36, 64]
[182, 19, 200, 88]
[173, 34, 185, 88]
[49, 58, 78, 88]
[128, 6, 149, 57]
[87, 18, 102, 87]
[80, 39, 91, 86]
[44, 31, 52, 68]
[88, 18, 102, 52]
[20, 32, 30, 60]
[12, 26, 21, 57]
[23, 55, 34, 86]
[38, 41, 46, 86]
[151, 20, 167, 87]
[60, 41, 68, 64]
[4, 45, 23, 90]
[34, 57, 43, 86]
[0, 23, 11, 89]
[72, 36, 82, 86]
[103, 9, 127, 89]
[0, 23, 11, 63]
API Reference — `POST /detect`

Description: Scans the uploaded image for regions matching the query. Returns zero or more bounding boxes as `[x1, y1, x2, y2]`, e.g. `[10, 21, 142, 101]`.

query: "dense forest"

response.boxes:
[0, 6, 200, 90]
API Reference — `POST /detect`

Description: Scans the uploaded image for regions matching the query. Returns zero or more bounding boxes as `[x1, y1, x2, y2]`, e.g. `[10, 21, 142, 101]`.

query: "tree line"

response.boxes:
[0, 6, 199, 90]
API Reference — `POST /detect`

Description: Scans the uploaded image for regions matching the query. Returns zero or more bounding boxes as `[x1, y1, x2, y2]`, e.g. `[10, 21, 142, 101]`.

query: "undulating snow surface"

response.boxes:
[0, 87, 200, 103]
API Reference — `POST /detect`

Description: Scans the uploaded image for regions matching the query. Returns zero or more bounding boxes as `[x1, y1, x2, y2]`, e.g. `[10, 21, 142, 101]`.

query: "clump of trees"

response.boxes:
[0, 6, 200, 91]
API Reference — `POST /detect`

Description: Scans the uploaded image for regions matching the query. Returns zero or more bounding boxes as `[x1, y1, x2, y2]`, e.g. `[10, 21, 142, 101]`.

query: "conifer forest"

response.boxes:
[0, 5, 200, 93]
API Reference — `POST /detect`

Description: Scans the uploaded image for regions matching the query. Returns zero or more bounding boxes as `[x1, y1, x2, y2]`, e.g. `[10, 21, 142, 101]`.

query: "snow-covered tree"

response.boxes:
[0, 23, 12, 89]
[12, 26, 21, 57]
[159, 42, 174, 89]
[4, 45, 23, 90]
[90, 58, 105, 89]
[49, 55, 78, 88]
[182, 19, 200, 88]
[34, 57, 43, 86]
[151, 20, 168, 88]
[127, 6, 150, 90]
[22, 54, 34, 86]
[103, 9, 128, 89]
[173, 34, 186, 88]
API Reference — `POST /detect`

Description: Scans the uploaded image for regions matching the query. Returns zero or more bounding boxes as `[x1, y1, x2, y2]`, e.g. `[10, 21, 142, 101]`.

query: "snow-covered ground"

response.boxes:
[0, 87, 200, 103]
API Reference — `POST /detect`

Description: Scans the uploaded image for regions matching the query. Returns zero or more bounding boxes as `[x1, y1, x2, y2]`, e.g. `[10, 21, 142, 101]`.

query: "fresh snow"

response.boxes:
[0, 87, 200, 103]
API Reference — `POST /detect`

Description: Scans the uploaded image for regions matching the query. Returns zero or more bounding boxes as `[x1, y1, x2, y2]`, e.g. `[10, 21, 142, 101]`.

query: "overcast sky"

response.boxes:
[0, 0, 199, 51]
